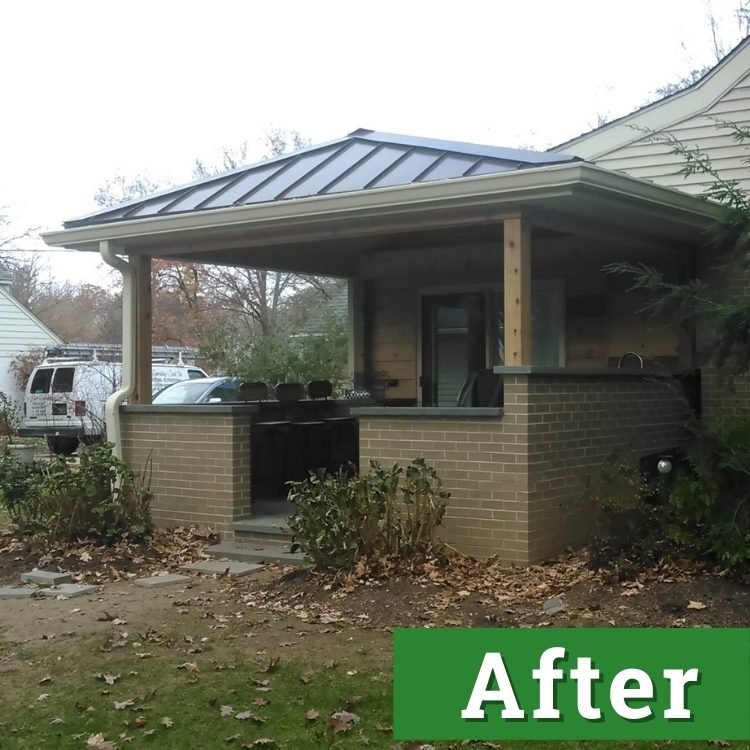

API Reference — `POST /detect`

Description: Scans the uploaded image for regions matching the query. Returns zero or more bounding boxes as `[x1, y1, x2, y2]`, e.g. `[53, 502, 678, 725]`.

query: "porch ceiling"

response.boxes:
[43, 161, 721, 276]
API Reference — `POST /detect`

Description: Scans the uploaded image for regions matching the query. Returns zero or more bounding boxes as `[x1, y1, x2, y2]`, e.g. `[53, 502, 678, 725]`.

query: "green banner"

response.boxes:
[393, 628, 750, 740]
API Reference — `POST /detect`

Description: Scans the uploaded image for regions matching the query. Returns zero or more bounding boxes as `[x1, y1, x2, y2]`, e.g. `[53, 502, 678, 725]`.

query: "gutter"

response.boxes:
[99, 240, 136, 459]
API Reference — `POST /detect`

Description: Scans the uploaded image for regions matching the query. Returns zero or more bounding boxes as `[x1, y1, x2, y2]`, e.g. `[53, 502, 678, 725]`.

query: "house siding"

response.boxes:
[591, 70, 750, 193]
[0, 286, 61, 407]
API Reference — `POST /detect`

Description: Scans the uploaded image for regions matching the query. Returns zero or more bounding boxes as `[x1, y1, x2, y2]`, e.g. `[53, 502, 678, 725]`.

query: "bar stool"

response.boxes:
[308, 379, 358, 475]
[278, 382, 327, 481]
[245, 382, 289, 499]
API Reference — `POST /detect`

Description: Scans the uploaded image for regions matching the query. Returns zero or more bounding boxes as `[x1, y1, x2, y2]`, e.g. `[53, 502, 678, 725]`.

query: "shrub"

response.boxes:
[586, 455, 676, 578]
[287, 458, 449, 572]
[0, 391, 20, 440]
[0, 443, 152, 546]
[587, 417, 750, 580]
[668, 417, 750, 578]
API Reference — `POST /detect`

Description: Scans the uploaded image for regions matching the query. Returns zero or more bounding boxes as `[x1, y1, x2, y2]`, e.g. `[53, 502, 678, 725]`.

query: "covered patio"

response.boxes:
[43, 130, 719, 563]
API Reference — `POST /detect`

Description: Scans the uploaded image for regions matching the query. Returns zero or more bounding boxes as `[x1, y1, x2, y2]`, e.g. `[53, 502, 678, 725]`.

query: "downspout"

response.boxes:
[100, 240, 136, 459]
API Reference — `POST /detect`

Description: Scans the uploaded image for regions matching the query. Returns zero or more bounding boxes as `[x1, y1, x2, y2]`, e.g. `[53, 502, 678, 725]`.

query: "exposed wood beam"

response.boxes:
[503, 216, 532, 366]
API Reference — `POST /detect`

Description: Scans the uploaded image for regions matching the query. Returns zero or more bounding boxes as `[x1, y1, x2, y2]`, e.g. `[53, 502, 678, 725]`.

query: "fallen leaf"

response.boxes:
[114, 700, 134, 710]
[160, 717, 173, 728]
[86, 734, 116, 749]
[236, 711, 264, 723]
[220, 705, 235, 717]
[328, 710, 360, 734]
[253, 698, 268, 707]
[687, 600, 708, 610]
[305, 709, 319, 721]
[177, 662, 198, 672]
[38, 676, 53, 685]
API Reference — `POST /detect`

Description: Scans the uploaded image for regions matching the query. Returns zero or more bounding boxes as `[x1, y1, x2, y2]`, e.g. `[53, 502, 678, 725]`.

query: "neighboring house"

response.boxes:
[555, 37, 750, 419]
[43, 129, 719, 563]
[555, 37, 750, 194]
[0, 267, 62, 410]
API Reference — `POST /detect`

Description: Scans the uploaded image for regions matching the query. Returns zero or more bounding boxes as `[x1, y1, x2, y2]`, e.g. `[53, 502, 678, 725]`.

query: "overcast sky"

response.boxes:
[1, 0, 747, 283]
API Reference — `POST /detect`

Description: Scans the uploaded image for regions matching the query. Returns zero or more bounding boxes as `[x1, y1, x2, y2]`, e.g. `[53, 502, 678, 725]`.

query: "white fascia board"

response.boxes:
[41, 163, 718, 253]
[556, 39, 750, 159]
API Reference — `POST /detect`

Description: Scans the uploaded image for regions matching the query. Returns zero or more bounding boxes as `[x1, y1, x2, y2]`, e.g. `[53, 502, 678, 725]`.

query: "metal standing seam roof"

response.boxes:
[65, 129, 581, 229]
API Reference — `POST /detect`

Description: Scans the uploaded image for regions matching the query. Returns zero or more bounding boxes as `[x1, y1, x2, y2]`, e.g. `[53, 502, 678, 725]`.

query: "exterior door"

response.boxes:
[421, 293, 486, 406]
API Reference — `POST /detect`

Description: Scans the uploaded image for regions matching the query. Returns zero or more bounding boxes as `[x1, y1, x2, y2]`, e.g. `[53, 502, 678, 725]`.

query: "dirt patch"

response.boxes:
[0, 526, 217, 586]
[219, 554, 750, 631]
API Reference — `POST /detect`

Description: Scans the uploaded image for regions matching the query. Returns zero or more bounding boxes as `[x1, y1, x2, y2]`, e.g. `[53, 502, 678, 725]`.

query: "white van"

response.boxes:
[19, 359, 207, 454]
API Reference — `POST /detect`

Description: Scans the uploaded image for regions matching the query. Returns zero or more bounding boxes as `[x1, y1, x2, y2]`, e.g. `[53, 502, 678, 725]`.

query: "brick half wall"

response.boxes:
[525, 373, 689, 561]
[357, 375, 531, 562]
[120, 405, 254, 540]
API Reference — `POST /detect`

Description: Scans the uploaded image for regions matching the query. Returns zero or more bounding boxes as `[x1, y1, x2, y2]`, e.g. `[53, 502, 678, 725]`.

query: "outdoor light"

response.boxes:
[657, 458, 673, 475]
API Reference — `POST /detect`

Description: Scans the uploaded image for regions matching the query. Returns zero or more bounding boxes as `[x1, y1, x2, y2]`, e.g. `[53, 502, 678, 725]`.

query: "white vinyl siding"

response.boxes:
[588, 71, 750, 195]
[0, 287, 62, 405]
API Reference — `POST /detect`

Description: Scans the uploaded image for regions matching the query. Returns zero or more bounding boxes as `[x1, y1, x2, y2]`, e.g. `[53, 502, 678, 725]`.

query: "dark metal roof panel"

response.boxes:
[367, 149, 442, 188]
[63, 129, 582, 228]
[282, 140, 378, 199]
[469, 158, 520, 176]
[323, 143, 411, 194]
[198, 161, 290, 210]
[416, 152, 481, 181]
[237, 145, 342, 204]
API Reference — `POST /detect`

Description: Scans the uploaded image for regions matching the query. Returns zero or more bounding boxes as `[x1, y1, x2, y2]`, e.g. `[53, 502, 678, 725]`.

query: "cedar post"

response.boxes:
[503, 216, 532, 366]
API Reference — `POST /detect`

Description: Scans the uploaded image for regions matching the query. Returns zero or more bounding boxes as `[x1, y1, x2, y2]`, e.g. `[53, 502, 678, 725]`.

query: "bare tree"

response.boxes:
[650, 1, 750, 101]
[94, 173, 162, 208]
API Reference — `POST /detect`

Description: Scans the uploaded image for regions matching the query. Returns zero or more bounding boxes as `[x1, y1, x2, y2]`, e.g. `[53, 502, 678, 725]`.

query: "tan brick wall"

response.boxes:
[359, 373, 688, 564]
[359, 376, 531, 562]
[524, 374, 689, 561]
[121, 406, 252, 540]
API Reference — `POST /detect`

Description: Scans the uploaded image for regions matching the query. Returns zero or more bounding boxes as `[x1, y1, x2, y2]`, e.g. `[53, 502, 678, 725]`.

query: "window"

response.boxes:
[30, 368, 54, 394]
[209, 384, 238, 402]
[52, 367, 75, 393]
[187, 369, 204, 379]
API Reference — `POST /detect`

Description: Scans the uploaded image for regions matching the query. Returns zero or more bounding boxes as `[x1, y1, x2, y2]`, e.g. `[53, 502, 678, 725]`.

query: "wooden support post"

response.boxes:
[132, 255, 152, 404]
[347, 278, 365, 384]
[503, 216, 532, 366]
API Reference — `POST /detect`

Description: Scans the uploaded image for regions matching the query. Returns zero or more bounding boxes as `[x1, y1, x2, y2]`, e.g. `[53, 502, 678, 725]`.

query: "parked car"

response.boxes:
[19, 360, 208, 454]
[152, 376, 240, 404]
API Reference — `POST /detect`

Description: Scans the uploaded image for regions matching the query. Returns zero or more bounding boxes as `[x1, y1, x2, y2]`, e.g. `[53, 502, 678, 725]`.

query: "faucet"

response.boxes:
[617, 351, 644, 369]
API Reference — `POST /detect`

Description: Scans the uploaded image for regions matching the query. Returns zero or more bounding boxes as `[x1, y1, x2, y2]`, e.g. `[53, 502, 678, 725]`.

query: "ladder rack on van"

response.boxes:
[43, 343, 200, 365]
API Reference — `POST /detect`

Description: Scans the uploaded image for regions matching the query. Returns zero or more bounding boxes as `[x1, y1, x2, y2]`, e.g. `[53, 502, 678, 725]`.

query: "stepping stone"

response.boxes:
[0, 586, 36, 599]
[180, 560, 265, 577]
[39, 583, 99, 599]
[21, 570, 72, 586]
[134, 573, 191, 588]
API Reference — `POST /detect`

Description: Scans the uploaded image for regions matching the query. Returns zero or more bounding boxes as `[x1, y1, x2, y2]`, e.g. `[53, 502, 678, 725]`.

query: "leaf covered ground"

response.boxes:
[0, 531, 748, 749]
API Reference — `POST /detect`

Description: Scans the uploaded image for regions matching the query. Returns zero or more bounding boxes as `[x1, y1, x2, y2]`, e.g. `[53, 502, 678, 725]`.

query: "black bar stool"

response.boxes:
[245, 381, 289, 499]
[308, 379, 358, 475]
[278, 382, 327, 481]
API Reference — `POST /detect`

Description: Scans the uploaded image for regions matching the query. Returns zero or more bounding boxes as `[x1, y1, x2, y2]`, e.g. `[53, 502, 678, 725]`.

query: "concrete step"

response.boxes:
[233, 516, 292, 546]
[206, 542, 307, 567]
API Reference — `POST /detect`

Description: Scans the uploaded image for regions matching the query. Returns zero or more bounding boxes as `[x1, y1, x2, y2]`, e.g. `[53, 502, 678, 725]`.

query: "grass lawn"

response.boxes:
[0, 619, 744, 750]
